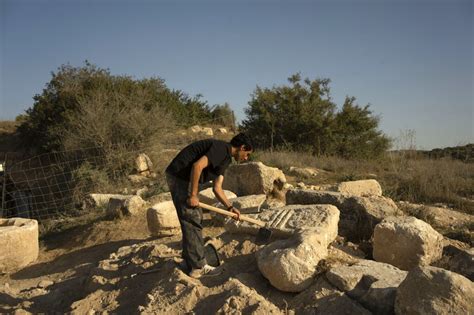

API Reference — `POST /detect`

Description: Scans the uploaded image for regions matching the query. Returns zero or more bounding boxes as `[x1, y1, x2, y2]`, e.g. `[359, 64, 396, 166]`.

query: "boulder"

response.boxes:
[106, 196, 147, 218]
[215, 127, 227, 134]
[230, 194, 267, 214]
[373, 216, 444, 270]
[85, 193, 133, 208]
[190, 125, 202, 133]
[135, 153, 153, 174]
[225, 204, 340, 239]
[438, 245, 474, 281]
[124, 196, 147, 216]
[336, 179, 382, 197]
[286, 189, 401, 240]
[128, 174, 149, 184]
[397, 201, 474, 233]
[326, 260, 408, 314]
[223, 162, 286, 196]
[0, 218, 39, 273]
[395, 266, 474, 315]
[288, 166, 320, 178]
[290, 277, 372, 315]
[257, 226, 338, 292]
[198, 188, 237, 205]
[147, 201, 180, 236]
[201, 127, 213, 136]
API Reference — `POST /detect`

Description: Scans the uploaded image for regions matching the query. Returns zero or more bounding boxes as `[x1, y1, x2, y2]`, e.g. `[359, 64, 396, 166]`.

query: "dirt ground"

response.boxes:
[1, 213, 335, 314]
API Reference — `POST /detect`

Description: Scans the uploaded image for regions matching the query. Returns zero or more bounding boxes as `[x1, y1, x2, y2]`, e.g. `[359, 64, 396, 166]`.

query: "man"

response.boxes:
[165, 133, 253, 278]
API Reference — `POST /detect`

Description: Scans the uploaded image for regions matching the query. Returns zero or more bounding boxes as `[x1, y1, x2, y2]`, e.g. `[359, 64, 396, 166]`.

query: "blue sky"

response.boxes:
[1, 0, 472, 150]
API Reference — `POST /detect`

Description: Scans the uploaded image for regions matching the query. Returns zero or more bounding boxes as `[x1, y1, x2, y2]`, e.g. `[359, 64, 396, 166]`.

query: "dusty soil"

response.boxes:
[2, 214, 358, 314]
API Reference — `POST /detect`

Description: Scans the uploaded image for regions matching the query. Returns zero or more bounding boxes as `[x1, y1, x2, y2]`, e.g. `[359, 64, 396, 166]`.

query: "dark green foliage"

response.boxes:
[332, 97, 391, 159]
[422, 144, 474, 163]
[211, 102, 236, 130]
[17, 61, 212, 153]
[240, 74, 391, 158]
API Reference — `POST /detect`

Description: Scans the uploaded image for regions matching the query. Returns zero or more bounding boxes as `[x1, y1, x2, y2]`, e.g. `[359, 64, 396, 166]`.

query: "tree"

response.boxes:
[17, 61, 211, 153]
[211, 102, 236, 130]
[332, 97, 391, 158]
[241, 74, 336, 154]
[241, 74, 391, 158]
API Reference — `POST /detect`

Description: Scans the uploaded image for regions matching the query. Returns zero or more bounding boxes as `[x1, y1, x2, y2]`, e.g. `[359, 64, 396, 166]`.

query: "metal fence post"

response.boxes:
[1, 153, 7, 218]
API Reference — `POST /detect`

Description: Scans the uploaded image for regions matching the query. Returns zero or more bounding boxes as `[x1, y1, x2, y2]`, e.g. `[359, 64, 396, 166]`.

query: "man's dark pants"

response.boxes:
[166, 173, 206, 271]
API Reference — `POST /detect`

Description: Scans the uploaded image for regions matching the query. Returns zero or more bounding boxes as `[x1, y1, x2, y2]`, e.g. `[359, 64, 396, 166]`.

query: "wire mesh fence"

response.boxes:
[0, 123, 234, 222]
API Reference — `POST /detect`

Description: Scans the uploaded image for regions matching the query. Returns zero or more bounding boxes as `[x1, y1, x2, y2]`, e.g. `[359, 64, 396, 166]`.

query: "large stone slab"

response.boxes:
[0, 218, 39, 273]
[257, 224, 339, 292]
[224, 204, 339, 239]
[395, 266, 474, 315]
[373, 216, 444, 270]
[255, 205, 339, 292]
[223, 162, 286, 196]
[326, 260, 408, 314]
[286, 189, 401, 240]
[198, 188, 237, 205]
[147, 201, 180, 236]
[230, 194, 267, 214]
[336, 179, 382, 197]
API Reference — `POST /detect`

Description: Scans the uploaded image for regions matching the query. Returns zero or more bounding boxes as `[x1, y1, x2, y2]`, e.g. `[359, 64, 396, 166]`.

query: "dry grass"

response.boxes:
[256, 150, 474, 215]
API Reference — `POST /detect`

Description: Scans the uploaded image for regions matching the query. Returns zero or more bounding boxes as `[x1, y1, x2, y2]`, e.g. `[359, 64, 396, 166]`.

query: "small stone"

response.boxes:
[38, 280, 54, 288]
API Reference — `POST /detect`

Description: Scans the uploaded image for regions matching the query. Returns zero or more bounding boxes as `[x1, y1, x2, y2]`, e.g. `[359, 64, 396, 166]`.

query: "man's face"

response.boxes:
[236, 146, 252, 163]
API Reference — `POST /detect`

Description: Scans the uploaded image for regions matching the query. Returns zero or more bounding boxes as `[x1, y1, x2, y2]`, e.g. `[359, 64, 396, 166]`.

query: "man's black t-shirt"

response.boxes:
[166, 139, 232, 183]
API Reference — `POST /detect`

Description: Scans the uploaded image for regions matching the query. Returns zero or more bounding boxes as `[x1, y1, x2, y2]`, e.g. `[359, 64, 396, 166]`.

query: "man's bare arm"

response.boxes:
[213, 175, 240, 220]
[188, 155, 209, 207]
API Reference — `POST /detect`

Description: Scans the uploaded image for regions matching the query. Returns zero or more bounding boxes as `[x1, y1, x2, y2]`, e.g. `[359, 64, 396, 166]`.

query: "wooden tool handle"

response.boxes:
[199, 202, 266, 227]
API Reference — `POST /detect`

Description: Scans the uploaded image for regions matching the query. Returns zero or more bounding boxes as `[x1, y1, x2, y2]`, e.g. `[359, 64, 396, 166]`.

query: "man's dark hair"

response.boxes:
[230, 133, 253, 151]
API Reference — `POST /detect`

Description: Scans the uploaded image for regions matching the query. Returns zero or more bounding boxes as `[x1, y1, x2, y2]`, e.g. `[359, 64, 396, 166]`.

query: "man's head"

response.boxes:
[230, 133, 253, 162]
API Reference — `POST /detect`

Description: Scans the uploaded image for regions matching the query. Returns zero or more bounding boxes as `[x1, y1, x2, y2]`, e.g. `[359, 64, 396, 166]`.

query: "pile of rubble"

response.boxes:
[1, 161, 473, 314]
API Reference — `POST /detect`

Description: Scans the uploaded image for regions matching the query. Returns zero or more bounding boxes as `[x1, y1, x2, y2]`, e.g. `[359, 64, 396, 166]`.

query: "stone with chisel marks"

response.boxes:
[224, 204, 340, 240]
[254, 206, 340, 292]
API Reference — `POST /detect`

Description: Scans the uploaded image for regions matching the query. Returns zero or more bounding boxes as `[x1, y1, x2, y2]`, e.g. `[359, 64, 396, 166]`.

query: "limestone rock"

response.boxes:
[190, 125, 202, 133]
[395, 266, 474, 315]
[223, 162, 286, 196]
[128, 174, 149, 184]
[326, 260, 407, 314]
[373, 216, 444, 270]
[336, 179, 382, 197]
[147, 201, 180, 236]
[124, 196, 147, 216]
[257, 225, 338, 292]
[135, 153, 153, 174]
[288, 166, 320, 178]
[85, 193, 133, 208]
[198, 188, 237, 205]
[286, 189, 401, 240]
[201, 127, 213, 136]
[230, 194, 267, 214]
[215, 127, 227, 134]
[437, 245, 474, 281]
[225, 204, 340, 239]
[290, 277, 371, 315]
[0, 218, 39, 273]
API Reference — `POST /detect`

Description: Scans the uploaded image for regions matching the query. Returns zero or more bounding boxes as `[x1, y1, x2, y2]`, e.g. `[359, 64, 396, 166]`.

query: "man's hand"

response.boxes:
[187, 195, 200, 208]
[229, 206, 241, 221]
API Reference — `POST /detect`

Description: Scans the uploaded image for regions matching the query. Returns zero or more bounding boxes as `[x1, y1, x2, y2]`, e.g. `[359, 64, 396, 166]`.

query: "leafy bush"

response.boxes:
[16, 62, 216, 178]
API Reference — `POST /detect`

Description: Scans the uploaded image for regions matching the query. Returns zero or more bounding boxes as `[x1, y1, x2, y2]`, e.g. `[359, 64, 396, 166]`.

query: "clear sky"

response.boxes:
[1, 0, 472, 150]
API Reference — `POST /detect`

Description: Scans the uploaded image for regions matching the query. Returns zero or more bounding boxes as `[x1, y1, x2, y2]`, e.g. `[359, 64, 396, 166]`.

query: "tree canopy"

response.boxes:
[240, 74, 391, 158]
